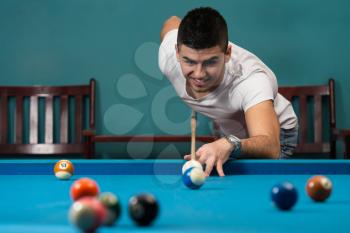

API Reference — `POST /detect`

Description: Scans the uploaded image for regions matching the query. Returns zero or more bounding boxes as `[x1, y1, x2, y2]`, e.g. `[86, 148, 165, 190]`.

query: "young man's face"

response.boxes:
[176, 44, 231, 97]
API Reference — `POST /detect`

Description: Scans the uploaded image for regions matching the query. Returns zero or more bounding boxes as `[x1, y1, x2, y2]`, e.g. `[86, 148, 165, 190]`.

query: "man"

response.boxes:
[158, 7, 298, 176]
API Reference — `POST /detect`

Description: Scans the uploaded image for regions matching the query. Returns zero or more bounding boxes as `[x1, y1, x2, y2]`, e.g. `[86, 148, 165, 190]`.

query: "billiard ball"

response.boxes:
[128, 193, 159, 226]
[99, 192, 121, 226]
[54, 159, 74, 180]
[70, 177, 100, 201]
[182, 160, 203, 174]
[271, 182, 298, 210]
[306, 175, 332, 202]
[69, 196, 107, 232]
[182, 167, 206, 189]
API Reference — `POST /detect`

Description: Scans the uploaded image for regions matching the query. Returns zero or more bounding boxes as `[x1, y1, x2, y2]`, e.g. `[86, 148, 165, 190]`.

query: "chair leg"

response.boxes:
[330, 141, 336, 159]
[345, 137, 350, 159]
[86, 148, 91, 159]
[85, 138, 94, 159]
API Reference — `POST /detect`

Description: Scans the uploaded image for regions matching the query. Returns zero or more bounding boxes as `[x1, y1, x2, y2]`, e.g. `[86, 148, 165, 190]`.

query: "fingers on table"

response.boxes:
[216, 160, 225, 177]
[204, 159, 215, 176]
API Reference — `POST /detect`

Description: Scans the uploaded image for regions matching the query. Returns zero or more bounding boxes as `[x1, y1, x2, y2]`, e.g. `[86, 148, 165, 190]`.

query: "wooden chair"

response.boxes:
[279, 79, 350, 158]
[0, 79, 96, 158]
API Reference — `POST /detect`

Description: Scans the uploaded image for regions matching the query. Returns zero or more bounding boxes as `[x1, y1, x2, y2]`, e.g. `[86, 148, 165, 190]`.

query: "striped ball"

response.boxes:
[54, 159, 74, 180]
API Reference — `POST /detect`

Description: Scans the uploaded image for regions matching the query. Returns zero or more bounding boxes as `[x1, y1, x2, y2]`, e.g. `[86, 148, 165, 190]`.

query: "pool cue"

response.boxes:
[191, 110, 197, 160]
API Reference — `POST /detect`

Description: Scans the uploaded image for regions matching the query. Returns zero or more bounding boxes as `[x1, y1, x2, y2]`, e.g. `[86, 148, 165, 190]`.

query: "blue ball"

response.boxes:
[271, 182, 298, 210]
[182, 167, 206, 189]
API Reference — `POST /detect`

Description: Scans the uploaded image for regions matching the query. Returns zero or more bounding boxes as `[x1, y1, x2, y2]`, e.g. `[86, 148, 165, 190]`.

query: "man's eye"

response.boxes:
[204, 60, 217, 66]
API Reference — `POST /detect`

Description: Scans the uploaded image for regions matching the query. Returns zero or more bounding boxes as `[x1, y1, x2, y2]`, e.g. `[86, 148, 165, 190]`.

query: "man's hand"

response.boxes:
[184, 138, 233, 177]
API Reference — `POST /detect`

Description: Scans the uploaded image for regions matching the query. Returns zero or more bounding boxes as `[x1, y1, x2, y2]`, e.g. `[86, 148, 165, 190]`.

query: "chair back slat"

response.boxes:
[90, 79, 96, 129]
[314, 95, 322, 143]
[0, 95, 8, 143]
[60, 95, 68, 144]
[29, 96, 38, 144]
[75, 95, 83, 143]
[15, 96, 23, 144]
[45, 96, 53, 144]
[299, 95, 307, 144]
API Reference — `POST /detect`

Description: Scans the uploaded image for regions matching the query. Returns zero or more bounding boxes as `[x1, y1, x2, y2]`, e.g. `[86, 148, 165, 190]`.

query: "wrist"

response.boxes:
[224, 135, 241, 158]
[221, 137, 234, 152]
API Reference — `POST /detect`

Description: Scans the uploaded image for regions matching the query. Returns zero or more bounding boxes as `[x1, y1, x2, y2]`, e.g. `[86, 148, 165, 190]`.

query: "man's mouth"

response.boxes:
[190, 78, 210, 87]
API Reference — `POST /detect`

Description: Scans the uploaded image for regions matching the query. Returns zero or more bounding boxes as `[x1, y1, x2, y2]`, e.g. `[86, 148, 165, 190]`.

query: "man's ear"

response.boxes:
[175, 44, 180, 61]
[224, 44, 232, 63]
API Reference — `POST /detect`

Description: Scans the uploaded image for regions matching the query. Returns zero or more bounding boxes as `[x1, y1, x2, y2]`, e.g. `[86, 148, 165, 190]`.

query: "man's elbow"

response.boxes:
[160, 16, 181, 41]
[268, 143, 281, 159]
[165, 16, 181, 24]
[269, 150, 280, 159]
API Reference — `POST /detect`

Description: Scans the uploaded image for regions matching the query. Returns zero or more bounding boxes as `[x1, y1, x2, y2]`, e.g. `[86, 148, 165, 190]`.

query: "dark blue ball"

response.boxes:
[271, 182, 298, 210]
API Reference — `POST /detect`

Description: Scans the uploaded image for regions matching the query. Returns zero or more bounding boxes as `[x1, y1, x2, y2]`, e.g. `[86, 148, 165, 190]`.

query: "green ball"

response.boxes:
[99, 192, 121, 225]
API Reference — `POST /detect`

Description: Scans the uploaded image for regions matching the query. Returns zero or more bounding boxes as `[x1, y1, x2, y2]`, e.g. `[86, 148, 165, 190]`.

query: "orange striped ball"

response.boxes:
[54, 160, 75, 180]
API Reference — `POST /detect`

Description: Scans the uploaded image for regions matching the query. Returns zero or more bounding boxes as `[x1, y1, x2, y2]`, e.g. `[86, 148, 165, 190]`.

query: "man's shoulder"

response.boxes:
[229, 42, 264, 67]
[159, 29, 178, 75]
[160, 29, 178, 48]
[227, 42, 276, 84]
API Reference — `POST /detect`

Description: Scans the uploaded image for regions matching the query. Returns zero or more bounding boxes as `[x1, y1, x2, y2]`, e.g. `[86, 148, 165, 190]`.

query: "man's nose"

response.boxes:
[192, 64, 206, 78]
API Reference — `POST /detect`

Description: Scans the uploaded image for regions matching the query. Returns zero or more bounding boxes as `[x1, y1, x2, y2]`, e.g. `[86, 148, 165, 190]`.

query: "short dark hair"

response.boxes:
[177, 7, 228, 51]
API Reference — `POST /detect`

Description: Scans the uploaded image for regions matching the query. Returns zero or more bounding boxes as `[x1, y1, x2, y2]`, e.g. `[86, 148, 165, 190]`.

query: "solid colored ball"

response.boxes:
[69, 196, 107, 232]
[128, 193, 159, 226]
[99, 192, 121, 226]
[306, 175, 332, 202]
[182, 160, 203, 174]
[54, 159, 74, 180]
[182, 167, 206, 189]
[271, 182, 298, 210]
[70, 177, 100, 201]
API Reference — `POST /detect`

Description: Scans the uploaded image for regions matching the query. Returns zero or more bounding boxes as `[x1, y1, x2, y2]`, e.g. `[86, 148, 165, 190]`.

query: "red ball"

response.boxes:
[306, 175, 332, 202]
[69, 196, 107, 232]
[70, 178, 100, 201]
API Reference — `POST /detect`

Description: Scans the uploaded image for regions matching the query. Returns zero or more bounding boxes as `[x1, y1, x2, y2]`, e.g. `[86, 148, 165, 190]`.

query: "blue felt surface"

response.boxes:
[0, 160, 349, 233]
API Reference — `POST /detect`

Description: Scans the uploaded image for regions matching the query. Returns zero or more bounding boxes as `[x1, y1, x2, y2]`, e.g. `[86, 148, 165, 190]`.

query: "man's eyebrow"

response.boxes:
[204, 56, 219, 62]
[182, 56, 220, 62]
[182, 56, 195, 62]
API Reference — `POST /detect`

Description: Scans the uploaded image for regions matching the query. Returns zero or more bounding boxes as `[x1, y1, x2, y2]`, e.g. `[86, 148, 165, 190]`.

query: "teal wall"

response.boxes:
[1, 0, 350, 157]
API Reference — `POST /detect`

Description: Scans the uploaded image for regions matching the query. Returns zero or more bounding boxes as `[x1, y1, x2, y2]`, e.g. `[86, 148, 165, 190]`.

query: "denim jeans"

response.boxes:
[279, 127, 299, 159]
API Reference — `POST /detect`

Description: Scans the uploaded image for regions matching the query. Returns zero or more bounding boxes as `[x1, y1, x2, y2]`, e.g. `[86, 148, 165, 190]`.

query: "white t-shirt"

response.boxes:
[159, 29, 297, 138]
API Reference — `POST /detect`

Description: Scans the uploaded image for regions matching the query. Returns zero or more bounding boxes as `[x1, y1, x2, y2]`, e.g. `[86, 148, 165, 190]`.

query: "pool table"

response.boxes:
[0, 159, 349, 233]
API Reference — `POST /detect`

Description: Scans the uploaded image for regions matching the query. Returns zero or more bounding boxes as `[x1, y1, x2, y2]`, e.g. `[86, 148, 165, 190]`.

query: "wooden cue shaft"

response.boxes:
[191, 110, 197, 160]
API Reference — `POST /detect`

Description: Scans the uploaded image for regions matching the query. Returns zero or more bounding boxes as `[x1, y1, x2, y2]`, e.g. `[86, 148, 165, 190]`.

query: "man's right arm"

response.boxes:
[160, 16, 181, 42]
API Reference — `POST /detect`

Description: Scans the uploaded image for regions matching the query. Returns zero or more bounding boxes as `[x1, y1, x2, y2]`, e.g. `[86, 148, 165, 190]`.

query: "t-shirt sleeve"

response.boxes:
[237, 72, 278, 112]
[158, 29, 178, 76]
